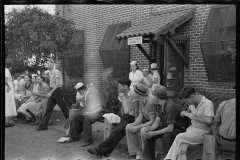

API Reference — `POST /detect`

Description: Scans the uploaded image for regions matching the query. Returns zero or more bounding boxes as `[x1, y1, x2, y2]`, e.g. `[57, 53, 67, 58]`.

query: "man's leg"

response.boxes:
[126, 123, 139, 156]
[161, 127, 186, 159]
[165, 127, 207, 160]
[55, 88, 69, 119]
[141, 126, 155, 160]
[69, 114, 84, 140]
[81, 113, 102, 146]
[37, 97, 56, 129]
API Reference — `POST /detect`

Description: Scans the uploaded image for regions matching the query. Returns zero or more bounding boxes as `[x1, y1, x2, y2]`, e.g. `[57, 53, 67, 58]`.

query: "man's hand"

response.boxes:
[144, 131, 155, 139]
[181, 111, 186, 117]
[130, 126, 138, 134]
[46, 92, 52, 98]
[6, 86, 11, 93]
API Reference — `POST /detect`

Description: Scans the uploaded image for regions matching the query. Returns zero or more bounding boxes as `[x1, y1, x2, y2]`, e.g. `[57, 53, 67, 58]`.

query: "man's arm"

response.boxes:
[132, 113, 143, 126]
[135, 114, 156, 129]
[185, 113, 213, 124]
[152, 123, 174, 136]
[148, 116, 161, 131]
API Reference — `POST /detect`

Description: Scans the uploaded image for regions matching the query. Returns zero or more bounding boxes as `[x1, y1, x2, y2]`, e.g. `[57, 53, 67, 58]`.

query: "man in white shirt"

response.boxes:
[165, 86, 214, 160]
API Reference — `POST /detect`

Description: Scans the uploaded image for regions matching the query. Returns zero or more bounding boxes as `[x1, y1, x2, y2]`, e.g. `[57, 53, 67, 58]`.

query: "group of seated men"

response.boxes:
[54, 77, 235, 160]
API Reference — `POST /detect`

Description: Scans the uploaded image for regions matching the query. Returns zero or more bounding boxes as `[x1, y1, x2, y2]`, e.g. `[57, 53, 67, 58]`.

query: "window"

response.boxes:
[64, 30, 84, 77]
[99, 21, 131, 78]
[200, 5, 235, 83]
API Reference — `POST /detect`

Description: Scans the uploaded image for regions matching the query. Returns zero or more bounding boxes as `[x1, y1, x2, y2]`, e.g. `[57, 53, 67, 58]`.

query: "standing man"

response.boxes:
[141, 85, 190, 160]
[36, 59, 69, 131]
[165, 86, 214, 160]
[125, 81, 157, 159]
[211, 98, 235, 153]
[87, 77, 139, 158]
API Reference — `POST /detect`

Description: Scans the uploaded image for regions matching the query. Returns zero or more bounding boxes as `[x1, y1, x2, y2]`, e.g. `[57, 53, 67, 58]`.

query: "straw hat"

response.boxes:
[134, 81, 148, 96]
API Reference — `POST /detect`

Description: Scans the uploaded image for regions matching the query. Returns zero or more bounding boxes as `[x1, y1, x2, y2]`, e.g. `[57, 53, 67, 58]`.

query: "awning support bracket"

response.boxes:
[164, 35, 189, 68]
[135, 44, 154, 63]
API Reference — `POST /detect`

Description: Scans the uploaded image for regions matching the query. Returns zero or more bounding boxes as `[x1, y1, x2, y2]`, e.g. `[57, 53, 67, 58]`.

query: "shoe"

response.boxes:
[35, 127, 48, 131]
[57, 137, 70, 143]
[81, 140, 93, 147]
[5, 122, 14, 127]
[126, 154, 136, 159]
[66, 138, 79, 143]
[21, 119, 32, 124]
[87, 148, 102, 159]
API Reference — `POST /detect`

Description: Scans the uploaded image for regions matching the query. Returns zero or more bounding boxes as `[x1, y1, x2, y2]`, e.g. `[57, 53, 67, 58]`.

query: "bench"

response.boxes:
[202, 134, 235, 160]
[69, 109, 117, 140]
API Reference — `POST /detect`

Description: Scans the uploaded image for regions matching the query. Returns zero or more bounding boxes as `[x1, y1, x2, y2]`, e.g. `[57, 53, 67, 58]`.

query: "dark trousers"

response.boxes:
[69, 111, 102, 142]
[97, 114, 135, 157]
[38, 88, 69, 129]
[142, 126, 186, 160]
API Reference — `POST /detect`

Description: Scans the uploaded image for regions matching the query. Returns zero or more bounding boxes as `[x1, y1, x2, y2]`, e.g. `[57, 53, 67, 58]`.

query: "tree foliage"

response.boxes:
[5, 5, 77, 73]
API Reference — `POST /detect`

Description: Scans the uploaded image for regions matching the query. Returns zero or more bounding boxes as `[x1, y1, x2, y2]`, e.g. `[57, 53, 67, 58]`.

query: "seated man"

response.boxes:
[87, 77, 139, 158]
[57, 82, 88, 142]
[141, 85, 190, 160]
[66, 81, 106, 147]
[211, 98, 235, 153]
[165, 86, 214, 160]
[125, 81, 157, 159]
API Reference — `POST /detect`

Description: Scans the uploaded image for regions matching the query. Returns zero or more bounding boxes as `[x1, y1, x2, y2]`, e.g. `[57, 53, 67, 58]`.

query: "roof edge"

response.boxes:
[152, 5, 196, 16]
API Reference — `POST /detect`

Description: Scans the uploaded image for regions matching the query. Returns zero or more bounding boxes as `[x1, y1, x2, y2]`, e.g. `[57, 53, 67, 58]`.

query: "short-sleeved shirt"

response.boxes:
[17, 78, 26, 94]
[214, 98, 235, 139]
[189, 96, 214, 132]
[83, 89, 106, 112]
[37, 81, 50, 101]
[129, 70, 144, 90]
[156, 99, 190, 128]
[49, 68, 63, 88]
[139, 96, 157, 121]
[118, 90, 139, 116]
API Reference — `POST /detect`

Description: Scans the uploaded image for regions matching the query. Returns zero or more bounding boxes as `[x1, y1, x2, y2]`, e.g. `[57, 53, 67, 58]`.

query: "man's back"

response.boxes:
[218, 98, 236, 139]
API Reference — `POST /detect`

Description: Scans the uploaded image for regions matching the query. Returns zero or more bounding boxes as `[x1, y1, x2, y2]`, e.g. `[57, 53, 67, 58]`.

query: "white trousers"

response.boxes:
[126, 123, 142, 156]
[164, 125, 210, 160]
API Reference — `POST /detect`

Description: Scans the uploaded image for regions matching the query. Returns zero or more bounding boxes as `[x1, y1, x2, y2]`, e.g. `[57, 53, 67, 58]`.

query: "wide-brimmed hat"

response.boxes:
[152, 85, 167, 99]
[134, 81, 148, 96]
[150, 63, 157, 70]
[75, 82, 84, 90]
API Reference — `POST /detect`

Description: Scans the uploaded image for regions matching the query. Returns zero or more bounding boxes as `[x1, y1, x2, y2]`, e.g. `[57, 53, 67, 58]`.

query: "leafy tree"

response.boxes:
[5, 5, 77, 73]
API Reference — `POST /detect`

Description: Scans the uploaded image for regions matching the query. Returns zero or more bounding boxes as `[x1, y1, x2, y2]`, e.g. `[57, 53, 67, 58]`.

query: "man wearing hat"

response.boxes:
[57, 82, 88, 143]
[141, 85, 190, 160]
[87, 77, 140, 158]
[125, 81, 157, 159]
[36, 58, 69, 131]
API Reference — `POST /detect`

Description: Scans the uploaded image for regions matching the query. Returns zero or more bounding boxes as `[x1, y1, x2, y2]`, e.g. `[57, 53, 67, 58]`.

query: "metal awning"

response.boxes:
[116, 6, 196, 41]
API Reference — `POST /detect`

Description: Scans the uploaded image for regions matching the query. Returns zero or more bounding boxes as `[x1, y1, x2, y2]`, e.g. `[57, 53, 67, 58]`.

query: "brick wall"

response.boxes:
[56, 4, 235, 96]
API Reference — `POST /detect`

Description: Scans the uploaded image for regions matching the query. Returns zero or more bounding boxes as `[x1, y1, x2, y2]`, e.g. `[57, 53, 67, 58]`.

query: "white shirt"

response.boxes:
[152, 70, 161, 91]
[129, 70, 144, 90]
[188, 96, 214, 132]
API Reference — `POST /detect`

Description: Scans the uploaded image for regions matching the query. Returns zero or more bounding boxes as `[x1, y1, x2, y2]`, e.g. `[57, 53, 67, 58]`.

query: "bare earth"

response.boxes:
[5, 111, 232, 160]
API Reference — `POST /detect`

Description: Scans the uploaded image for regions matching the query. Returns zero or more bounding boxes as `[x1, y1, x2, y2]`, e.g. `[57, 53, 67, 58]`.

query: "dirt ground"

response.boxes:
[5, 111, 233, 160]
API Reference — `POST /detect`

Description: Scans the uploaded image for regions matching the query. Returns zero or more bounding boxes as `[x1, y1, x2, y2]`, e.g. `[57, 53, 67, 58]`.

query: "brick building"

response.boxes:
[55, 4, 235, 97]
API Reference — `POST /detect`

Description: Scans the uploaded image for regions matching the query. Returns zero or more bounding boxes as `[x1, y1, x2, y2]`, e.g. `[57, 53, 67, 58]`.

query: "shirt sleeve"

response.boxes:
[131, 92, 140, 103]
[204, 101, 215, 117]
[148, 101, 157, 116]
[54, 69, 61, 79]
[166, 105, 179, 125]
